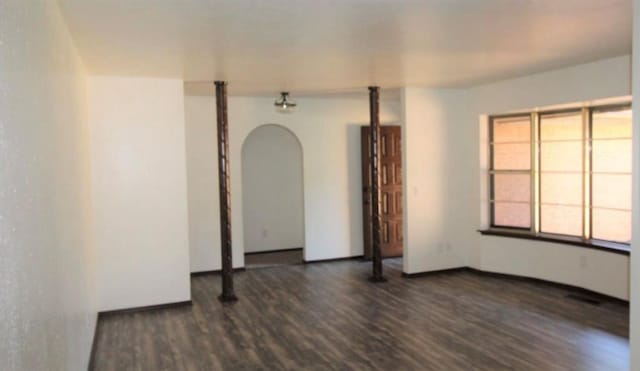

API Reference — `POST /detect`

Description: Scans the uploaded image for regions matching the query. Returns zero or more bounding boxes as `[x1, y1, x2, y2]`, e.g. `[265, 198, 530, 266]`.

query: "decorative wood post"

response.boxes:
[215, 81, 238, 302]
[368, 86, 386, 282]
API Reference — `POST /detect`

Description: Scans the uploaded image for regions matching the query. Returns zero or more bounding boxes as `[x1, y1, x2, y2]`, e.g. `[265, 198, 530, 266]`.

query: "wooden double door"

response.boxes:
[361, 125, 403, 259]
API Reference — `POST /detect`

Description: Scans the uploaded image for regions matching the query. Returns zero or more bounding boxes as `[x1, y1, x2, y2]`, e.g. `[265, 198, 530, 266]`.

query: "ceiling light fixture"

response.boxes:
[274, 92, 297, 112]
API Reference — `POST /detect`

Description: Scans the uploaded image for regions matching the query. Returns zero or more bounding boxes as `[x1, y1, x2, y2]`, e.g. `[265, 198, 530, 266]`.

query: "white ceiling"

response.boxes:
[58, 0, 632, 95]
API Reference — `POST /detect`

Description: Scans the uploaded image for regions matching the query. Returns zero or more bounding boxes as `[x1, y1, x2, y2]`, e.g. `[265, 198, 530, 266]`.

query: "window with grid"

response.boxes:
[539, 111, 584, 237]
[489, 115, 532, 229]
[488, 104, 632, 246]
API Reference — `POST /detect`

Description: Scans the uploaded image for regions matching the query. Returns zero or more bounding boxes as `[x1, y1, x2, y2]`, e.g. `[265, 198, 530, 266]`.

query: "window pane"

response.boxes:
[592, 139, 632, 173]
[540, 141, 582, 172]
[592, 109, 632, 139]
[592, 209, 631, 243]
[592, 174, 631, 210]
[591, 108, 632, 243]
[493, 202, 530, 228]
[540, 173, 582, 206]
[541, 205, 582, 236]
[493, 174, 530, 202]
[491, 115, 532, 230]
[541, 112, 583, 141]
[493, 116, 530, 143]
[492, 143, 530, 170]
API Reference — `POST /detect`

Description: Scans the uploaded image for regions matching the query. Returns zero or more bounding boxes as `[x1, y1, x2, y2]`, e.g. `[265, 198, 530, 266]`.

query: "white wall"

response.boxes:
[185, 94, 401, 271]
[630, 0, 640, 367]
[242, 125, 304, 253]
[401, 56, 631, 299]
[185, 96, 221, 273]
[0, 1, 96, 370]
[401, 88, 470, 273]
[88, 76, 191, 311]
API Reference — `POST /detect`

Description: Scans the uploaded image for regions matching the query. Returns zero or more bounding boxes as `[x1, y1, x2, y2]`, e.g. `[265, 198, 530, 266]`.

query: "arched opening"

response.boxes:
[241, 124, 305, 268]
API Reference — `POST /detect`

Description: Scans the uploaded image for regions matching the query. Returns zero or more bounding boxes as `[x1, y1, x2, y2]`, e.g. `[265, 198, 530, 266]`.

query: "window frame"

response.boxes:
[538, 108, 585, 238]
[488, 113, 534, 231]
[486, 103, 632, 252]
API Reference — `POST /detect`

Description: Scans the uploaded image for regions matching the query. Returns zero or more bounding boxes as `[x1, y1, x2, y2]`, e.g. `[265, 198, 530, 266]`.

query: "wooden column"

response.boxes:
[215, 81, 238, 302]
[368, 86, 386, 282]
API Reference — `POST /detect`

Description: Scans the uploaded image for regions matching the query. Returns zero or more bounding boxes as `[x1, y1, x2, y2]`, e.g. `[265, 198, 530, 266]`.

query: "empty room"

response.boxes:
[3, 0, 640, 370]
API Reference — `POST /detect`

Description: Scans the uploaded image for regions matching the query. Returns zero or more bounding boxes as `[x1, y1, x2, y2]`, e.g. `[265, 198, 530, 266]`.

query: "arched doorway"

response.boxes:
[241, 124, 305, 268]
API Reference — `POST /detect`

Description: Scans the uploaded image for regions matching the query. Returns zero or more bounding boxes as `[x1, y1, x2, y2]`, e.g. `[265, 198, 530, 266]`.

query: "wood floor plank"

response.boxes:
[92, 259, 629, 370]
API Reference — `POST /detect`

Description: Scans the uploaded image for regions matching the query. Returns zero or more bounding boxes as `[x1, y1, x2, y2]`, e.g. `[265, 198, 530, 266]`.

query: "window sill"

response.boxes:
[478, 229, 630, 256]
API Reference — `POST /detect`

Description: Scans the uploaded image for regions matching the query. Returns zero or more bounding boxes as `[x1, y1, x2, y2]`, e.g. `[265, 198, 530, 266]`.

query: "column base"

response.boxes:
[218, 293, 239, 303]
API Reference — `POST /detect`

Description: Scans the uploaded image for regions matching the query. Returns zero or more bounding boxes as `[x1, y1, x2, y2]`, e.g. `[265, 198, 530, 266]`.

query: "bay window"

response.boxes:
[488, 104, 631, 247]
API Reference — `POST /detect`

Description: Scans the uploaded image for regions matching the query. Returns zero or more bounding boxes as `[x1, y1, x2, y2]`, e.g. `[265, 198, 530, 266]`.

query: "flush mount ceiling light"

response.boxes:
[274, 92, 297, 112]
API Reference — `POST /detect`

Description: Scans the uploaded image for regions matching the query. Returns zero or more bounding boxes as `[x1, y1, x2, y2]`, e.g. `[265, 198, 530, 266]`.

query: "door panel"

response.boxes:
[361, 125, 403, 259]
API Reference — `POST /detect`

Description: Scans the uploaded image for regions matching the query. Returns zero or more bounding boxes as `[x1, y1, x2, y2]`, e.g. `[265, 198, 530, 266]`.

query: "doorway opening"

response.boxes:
[241, 124, 305, 269]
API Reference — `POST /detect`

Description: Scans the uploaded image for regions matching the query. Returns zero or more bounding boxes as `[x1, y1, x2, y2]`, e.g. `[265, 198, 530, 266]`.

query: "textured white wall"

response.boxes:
[88, 76, 191, 311]
[400, 56, 631, 299]
[241, 125, 304, 253]
[401, 88, 470, 274]
[630, 0, 640, 367]
[185, 96, 221, 273]
[184, 95, 401, 270]
[0, 1, 96, 370]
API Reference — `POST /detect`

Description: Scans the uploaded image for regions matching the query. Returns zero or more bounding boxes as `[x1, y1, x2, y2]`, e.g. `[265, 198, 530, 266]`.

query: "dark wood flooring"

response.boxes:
[244, 249, 303, 269]
[91, 259, 629, 370]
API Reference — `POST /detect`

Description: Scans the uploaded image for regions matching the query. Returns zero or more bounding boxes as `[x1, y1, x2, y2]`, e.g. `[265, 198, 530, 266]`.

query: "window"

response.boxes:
[488, 104, 632, 246]
[540, 111, 583, 237]
[490, 115, 531, 229]
[591, 108, 632, 243]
